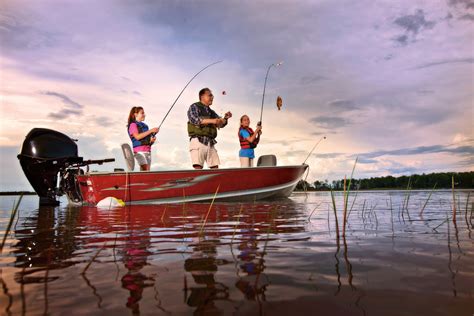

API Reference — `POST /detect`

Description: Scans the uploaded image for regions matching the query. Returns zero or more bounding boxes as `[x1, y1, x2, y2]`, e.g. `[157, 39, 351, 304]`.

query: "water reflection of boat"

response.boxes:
[185, 238, 230, 314]
[9, 201, 305, 314]
[234, 227, 270, 301]
[17, 128, 308, 206]
[12, 206, 80, 271]
[120, 227, 154, 314]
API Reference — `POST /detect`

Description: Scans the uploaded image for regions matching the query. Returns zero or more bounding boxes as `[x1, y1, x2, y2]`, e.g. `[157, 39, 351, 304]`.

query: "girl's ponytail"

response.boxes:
[127, 106, 144, 126]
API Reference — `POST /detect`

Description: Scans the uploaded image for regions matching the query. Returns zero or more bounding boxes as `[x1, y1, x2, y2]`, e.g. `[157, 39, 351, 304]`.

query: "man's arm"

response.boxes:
[197, 106, 223, 126]
[208, 108, 229, 128]
[209, 109, 232, 128]
[188, 104, 224, 126]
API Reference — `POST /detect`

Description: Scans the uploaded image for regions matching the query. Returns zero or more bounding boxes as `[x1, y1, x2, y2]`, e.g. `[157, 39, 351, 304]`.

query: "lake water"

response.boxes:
[0, 190, 473, 315]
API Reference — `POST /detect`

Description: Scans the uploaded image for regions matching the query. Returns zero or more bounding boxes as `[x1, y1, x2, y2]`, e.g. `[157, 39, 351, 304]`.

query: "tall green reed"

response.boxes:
[199, 185, 220, 236]
[452, 176, 456, 224]
[231, 204, 244, 244]
[330, 189, 340, 241]
[81, 243, 106, 274]
[0, 194, 24, 253]
[343, 157, 358, 237]
[419, 182, 437, 216]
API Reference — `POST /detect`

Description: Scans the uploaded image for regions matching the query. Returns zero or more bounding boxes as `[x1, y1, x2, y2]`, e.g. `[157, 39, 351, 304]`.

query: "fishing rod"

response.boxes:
[258, 61, 283, 126]
[302, 136, 326, 165]
[157, 60, 223, 130]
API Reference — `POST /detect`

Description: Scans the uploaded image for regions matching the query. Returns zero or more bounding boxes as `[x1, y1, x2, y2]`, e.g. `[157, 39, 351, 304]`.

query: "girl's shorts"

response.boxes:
[134, 151, 151, 166]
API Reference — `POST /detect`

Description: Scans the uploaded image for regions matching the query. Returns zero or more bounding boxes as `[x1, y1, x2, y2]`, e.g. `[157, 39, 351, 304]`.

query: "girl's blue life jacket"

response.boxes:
[128, 121, 152, 148]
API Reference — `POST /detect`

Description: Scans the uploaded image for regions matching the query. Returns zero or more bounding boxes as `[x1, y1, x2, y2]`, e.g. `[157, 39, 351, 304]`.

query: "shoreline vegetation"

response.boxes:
[296, 171, 473, 191]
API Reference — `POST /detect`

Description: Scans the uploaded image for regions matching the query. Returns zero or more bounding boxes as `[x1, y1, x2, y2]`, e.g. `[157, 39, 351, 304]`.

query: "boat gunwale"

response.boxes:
[81, 164, 309, 177]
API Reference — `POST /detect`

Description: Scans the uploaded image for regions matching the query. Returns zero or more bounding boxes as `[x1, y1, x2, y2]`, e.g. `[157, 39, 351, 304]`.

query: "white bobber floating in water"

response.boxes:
[96, 197, 125, 209]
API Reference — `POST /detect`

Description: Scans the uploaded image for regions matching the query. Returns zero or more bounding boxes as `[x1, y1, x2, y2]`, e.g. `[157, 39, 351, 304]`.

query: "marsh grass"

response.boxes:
[308, 202, 322, 221]
[419, 182, 437, 216]
[230, 204, 244, 244]
[403, 177, 413, 219]
[328, 157, 358, 240]
[81, 243, 106, 275]
[470, 202, 473, 227]
[113, 233, 120, 281]
[343, 176, 347, 237]
[390, 195, 394, 236]
[463, 192, 471, 229]
[160, 205, 168, 222]
[343, 157, 358, 237]
[0, 194, 23, 253]
[371, 203, 379, 228]
[183, 275, 188, 302]
[303, 167, 310, 197]
[199, 185, 220, 236]
[432, 216, 451, 232]
[452, 176, 456, 224]
[330, 190, 340, 241]
[348, 189, 359, 218]
[361, 199, 366, 220]
[255, 206, 278, 290]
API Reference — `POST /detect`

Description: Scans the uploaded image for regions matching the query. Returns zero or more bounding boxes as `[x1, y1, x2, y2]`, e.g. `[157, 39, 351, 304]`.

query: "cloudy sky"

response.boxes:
[0, 0, 473, 190]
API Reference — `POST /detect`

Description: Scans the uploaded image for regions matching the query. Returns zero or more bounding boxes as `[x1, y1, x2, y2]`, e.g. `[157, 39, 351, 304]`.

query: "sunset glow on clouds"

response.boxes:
[0, 0, 472, 190]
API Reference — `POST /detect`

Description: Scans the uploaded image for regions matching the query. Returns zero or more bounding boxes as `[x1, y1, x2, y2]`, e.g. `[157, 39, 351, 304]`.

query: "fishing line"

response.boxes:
[259, 61, 283, 125]
[157, 60, 223, 130]
[302, 136, 326, 165]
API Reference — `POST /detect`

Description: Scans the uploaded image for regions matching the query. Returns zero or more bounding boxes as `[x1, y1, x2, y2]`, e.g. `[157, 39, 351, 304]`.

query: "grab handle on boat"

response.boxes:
[77, 158, 115, 167]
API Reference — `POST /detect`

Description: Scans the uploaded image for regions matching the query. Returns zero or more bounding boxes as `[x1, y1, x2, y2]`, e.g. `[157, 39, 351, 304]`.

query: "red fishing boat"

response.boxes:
[76, 165, 307, 205]
[18, 128, 308, 206]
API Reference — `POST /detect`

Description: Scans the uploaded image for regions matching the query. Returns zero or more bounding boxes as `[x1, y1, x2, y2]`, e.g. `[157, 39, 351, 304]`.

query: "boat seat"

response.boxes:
[257, 155, 277, 167]
[121, 143, 135, 171]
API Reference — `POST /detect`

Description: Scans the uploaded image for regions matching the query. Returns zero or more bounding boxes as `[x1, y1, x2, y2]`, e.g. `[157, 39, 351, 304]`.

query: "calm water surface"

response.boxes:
[0, 190, 473, 315]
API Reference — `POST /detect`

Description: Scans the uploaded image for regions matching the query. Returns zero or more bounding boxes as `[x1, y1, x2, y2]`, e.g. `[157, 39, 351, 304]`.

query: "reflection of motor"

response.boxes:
[59, 168, 84, 204]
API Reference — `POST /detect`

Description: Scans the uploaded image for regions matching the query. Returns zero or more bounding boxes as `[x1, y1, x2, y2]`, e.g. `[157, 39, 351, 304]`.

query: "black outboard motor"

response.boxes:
[18, 128, 114, 206]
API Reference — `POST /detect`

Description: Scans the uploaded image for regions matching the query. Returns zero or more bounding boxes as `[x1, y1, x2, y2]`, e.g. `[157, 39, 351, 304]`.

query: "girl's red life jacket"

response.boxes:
[238, 127, 259, 149]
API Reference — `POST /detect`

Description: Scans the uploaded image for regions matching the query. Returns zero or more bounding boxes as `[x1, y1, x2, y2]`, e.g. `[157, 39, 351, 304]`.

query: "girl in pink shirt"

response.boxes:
[127, 106, 159, 171]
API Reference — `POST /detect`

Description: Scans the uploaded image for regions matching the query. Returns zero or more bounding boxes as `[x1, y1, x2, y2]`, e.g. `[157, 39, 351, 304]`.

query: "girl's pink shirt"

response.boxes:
[128, 123, 151, 153]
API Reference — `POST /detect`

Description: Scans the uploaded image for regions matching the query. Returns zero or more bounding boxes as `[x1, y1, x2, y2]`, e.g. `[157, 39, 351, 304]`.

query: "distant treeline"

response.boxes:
[296, 171, 474, 191]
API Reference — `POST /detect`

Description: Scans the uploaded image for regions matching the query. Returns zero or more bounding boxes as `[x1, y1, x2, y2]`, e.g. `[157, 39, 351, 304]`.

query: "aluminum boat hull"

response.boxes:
[76, 165, 308, 205]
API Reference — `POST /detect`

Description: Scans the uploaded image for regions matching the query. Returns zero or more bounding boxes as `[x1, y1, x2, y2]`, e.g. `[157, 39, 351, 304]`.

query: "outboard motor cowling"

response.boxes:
[17, 128, 83, 205]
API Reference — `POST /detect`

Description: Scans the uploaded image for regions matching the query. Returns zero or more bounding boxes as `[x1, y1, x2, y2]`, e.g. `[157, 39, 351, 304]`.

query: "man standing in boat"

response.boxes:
[187, 88, 232, 169]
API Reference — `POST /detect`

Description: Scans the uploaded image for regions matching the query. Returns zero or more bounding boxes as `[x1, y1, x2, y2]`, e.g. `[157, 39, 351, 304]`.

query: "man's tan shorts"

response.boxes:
[189, 138, 220, 168]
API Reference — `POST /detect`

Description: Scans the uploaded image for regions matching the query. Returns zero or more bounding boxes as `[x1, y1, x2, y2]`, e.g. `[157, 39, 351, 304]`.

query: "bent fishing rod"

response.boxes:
[157, 60, 223, 130]
[302, 136, 326, 165]
[258, 61, 283, 126]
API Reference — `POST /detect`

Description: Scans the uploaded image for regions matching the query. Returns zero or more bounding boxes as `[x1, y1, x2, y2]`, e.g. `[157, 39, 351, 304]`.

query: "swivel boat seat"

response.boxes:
[121, 143, 135, 171]
[257, 155, 277, 167]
